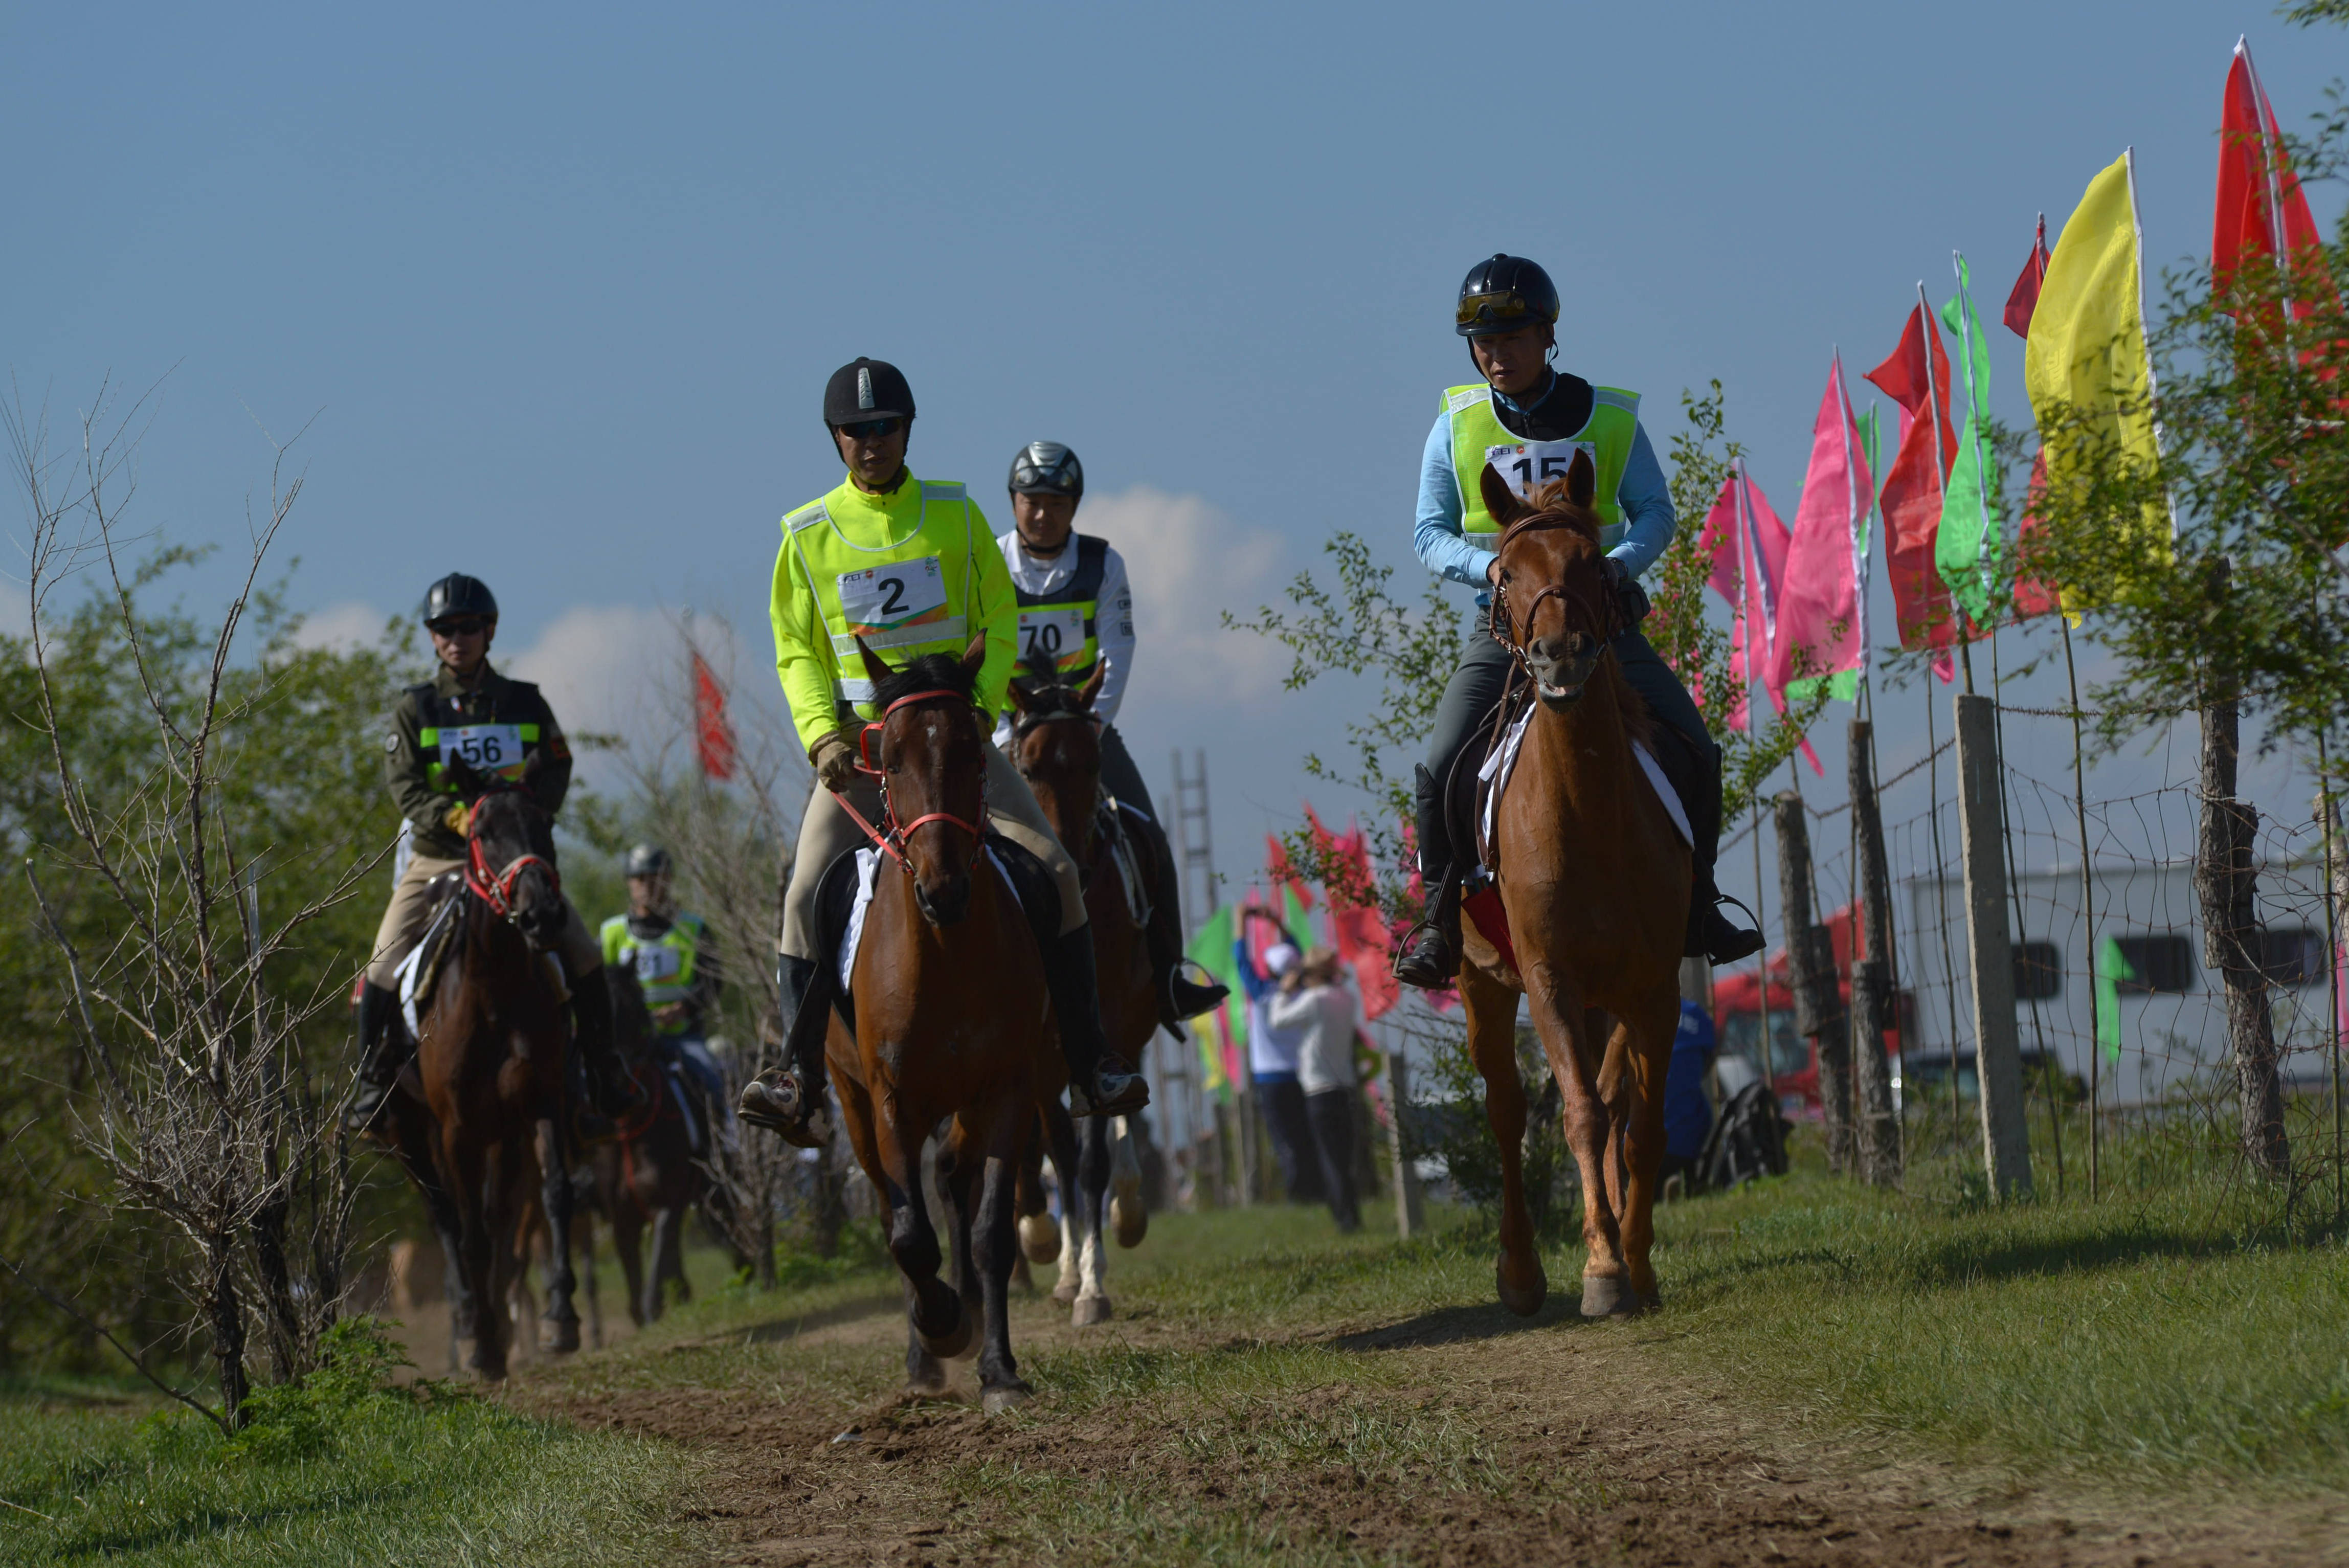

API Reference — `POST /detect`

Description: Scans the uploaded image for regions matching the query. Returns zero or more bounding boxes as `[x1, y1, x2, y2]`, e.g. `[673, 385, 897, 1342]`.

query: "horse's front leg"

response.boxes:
[968, 1093, 1034, 1413]
[1109, 1114, 1148, 1249]
[876, 1093, 968, 1360]
[1524, 966, 1631, 1317]
[1611, 990, 1681, 1310]
[1461, 961, 1545, 1316]
[1070, 1111, 1113, 1326]
[441, 1123, 506, 1379]
[533, 1116, 581, 1353]
[1041, 1099, 1083, 1306]
[645, 1203, 684, 1324]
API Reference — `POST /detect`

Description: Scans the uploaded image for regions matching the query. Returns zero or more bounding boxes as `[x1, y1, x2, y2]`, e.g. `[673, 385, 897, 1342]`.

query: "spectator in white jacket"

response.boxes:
[1269, 949, 1362, 1232]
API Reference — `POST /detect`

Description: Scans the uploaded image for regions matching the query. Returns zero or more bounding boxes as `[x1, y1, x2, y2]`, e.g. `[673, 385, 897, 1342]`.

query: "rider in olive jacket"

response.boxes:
[347, 574, 638, 1132]
[1391, 255, 1764, 990]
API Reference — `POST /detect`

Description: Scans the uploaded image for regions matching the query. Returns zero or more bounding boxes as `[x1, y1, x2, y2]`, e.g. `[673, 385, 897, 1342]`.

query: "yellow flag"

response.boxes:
[2024, 150, 2169, 564]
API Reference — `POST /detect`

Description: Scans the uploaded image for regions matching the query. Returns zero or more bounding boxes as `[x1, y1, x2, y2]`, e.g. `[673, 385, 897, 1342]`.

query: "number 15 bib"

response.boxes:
[837, 557, 948, 637]
[1484, 439, 1596, 502]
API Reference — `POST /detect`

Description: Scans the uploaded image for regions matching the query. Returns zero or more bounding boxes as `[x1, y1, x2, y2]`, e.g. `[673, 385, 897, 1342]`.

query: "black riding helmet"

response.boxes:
[421, 573, 499, 626]
[1008, 440, 1083, 500]
[624, 844, 671, 879]
[1456, 254, 1560, 338]
[822, 357, 915, 429]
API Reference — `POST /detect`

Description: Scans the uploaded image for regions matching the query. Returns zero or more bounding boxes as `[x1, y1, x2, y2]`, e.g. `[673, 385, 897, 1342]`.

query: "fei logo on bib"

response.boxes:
[837, 557, 949, 638]
[1485, 439, 1595, 501]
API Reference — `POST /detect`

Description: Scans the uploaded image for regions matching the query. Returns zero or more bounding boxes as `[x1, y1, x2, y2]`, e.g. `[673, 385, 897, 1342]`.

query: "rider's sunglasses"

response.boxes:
[428, 616, 490, 638]
[1456, 290, 1536, 329]
[837, 417, 902, 442]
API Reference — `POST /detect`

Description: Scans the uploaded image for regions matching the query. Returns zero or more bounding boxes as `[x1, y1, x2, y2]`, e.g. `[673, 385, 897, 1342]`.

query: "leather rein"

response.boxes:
[835, 687, 990, 872]
[465, 800, 561, 921]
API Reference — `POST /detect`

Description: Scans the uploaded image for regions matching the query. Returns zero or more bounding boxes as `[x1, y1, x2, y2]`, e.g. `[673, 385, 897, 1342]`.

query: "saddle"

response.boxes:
[1093, 795, 1155, 931]
[812, 832, 1063, 1032]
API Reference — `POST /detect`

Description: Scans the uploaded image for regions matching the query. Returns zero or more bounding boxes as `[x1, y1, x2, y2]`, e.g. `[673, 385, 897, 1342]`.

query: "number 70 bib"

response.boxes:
[1484, 439, 1595, 502]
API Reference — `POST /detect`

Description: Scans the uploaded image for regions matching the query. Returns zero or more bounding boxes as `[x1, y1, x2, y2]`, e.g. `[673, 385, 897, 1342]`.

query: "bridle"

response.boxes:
[465, 801, 561, 922]
[837, 687, 990, 872]
[1484, 508, 1628, 669]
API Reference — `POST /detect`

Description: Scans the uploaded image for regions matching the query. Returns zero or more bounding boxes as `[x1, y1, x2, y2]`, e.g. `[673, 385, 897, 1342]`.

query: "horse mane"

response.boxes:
[871, 650, 980, 711]
[1522, 478, 1603, 549]
[1013, 648, 1088, 718]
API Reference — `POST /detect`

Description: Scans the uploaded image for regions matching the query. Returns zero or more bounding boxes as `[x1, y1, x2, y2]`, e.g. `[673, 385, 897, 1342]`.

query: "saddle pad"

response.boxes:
[395, 880, 465, 1040]
[835, 842, 1039, 992]
[1478, 704, 1693, 866]
[1096, 796, 1154, 931]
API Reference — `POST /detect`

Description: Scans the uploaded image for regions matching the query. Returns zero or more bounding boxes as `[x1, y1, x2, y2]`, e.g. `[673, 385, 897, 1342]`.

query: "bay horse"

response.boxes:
[1460, 453, 1690, 1319]
[1004, 655, 1155, 1326]
[591, 965, 715, 1327]
[832, 634, 1055, 1412]
[376, 763, 584, 1377]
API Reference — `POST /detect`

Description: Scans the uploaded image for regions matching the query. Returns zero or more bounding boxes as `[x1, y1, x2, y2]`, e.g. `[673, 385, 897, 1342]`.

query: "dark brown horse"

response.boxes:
[377, 771, 584, 1377]
[1460, 454, 1689, 1319]
[1005, 657, 1155, 1325]
[591, 966, 713, 1327]
[831, 635, 1056, 1412]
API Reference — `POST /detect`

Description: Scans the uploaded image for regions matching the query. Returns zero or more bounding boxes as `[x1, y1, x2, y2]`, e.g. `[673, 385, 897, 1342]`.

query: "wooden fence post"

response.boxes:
[2197, 680, 2291, 1176]
[1847, 719, 1903, 1186]
[1773, 794, 1851, 1172]
[1954, 693, 2032, 1198]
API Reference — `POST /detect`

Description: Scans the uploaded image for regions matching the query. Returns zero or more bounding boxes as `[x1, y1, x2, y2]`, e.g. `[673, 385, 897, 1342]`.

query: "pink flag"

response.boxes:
[1706, 462, 1823, 773]
[1770, 354, 1872, 696]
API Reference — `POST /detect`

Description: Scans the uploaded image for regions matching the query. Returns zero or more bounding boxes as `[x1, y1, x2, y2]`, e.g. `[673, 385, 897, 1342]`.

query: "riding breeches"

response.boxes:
[778, 737, 1089, 963]
[1417, 615, 1722, 875]
[365, 850, 603, 990]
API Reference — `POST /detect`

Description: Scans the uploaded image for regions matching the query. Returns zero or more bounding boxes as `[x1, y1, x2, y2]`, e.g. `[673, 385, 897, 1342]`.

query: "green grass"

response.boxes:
[0, 1325, 702, 1566]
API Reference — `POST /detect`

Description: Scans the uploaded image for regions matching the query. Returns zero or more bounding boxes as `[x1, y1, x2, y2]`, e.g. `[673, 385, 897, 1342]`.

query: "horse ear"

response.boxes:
[855, 635, 892, 688]
[1565, 447, 1596, 510]
[960, 633, 988, 677]
[1006, 678, 1034, 716]
[1076, 657, 1107, 711]
[1479, 463, 1526, 530]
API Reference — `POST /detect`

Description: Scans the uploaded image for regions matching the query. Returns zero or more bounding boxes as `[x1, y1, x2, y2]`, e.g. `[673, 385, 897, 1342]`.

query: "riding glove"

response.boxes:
[441, 801, 472, 835]
[810, 729, 860, 792]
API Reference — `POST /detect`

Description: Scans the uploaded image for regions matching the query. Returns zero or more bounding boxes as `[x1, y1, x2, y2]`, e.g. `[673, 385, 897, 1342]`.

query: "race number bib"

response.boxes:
[1017, 608, 1087, 668]
[1484, 439, 1595, 502]
[439, 724, 526, 779]
[837, 557, 949, 637]
[630, 944, 683, 983]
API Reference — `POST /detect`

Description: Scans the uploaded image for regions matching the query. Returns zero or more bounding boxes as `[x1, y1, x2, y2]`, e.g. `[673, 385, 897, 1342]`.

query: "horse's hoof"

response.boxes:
[1110, 1195, 1148, 1249]
[982, 1381, 1034, 1417]
[1071, 1293, 1112, 1327]
[1018, 1213, 1061, 1265]
[1495, 1259, 1548, 1318]
[917, 1299, 975, 1361]
[1052, 1278, 1079, 1306]
[1579, 1272, 1644, 1319]
[539, 1318, 581, 1355]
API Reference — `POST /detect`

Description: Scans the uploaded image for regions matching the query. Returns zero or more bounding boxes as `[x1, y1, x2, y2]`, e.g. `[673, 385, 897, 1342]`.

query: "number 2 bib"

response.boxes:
[1017, 608, 1086, 667]
[837, 557, 949, 637]
[439, 723, 526, 779]
[1484, 439, 1596, 504]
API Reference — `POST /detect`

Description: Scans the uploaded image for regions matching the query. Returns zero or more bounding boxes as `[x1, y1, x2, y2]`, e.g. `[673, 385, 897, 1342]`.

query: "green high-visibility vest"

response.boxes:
[782, 477, 985, 715]
[416, 721, 543, 793]
[600, 912, 705, 1020]
[1444, 382, 1640, 551]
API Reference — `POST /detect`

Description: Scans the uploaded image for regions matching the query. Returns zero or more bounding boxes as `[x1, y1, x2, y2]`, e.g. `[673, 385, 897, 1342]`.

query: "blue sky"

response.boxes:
[5, 2, 2341, 921]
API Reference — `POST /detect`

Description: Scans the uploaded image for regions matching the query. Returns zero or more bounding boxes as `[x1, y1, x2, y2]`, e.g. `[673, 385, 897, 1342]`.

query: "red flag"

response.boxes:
[1864, 303, 1959, 653]
[1304, 805, 1398, 1020]
[2003, 214, 2051, 340]
[2011, 450, 2064, 620]
[2215, 39, 2324, 295]
[692, 653, 736, 780]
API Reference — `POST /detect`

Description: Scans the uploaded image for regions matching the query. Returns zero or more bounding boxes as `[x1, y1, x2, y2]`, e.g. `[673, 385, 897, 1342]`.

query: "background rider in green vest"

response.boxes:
[993, 440, 1228, 1030]
[599, 843, 731, 1130]
[1392, 255, 1764, 990]
[348, 573, 639, 1132]
[736, 359, 1149, 1145]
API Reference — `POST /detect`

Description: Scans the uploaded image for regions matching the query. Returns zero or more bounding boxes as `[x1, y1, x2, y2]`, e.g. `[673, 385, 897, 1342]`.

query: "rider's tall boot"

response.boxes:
[1141, 816, 1227, 1026]
[737, 953, 837, 1149]
[343, 981, 402, 1134]
[1043, 925, 1150, 1118]
[1685, 743, 1763, 965]
[1393, 763, 1462, 990]
[570, 971, 643, 1121]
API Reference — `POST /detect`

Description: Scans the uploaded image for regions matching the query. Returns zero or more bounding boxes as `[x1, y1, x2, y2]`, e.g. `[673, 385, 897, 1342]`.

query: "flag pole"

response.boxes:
[1918, 279, 1973, 695]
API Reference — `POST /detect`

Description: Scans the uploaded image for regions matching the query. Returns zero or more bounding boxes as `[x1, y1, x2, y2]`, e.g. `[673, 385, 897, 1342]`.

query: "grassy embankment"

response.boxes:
[5, 1145, 2344, 1562]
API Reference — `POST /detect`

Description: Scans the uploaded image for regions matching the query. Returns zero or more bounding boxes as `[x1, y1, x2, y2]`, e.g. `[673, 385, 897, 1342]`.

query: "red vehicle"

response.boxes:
[1711, 902, 1913, 1122]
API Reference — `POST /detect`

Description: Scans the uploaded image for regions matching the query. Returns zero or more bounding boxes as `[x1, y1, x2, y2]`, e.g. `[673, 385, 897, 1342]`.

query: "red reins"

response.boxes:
[466, 828, 560, 918]
[838, 687, 989, 870]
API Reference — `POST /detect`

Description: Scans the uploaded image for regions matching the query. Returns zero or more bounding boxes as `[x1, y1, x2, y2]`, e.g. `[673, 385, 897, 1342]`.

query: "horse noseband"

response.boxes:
[465, 832, 560, 922]
[836, 689, 990, 876]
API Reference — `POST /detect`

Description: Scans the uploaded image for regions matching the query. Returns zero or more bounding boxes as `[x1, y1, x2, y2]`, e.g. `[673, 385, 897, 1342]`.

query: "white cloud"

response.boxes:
[502, 603, 677, 742]
[1081, 485, 1288, 710]
[288, 600, 390, 653]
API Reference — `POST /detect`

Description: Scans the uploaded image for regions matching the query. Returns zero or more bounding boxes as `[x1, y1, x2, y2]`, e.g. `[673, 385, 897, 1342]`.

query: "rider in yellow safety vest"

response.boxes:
[734, 359, 1150, 1147]
[994, 439, 1228, 1030]
[600, 843, 732, 1131]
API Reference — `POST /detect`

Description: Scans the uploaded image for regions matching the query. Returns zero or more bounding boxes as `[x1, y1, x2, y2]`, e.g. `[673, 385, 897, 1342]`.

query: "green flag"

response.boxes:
[1937, 256, 2002, 626]
[2094, 933, 2133, 1063]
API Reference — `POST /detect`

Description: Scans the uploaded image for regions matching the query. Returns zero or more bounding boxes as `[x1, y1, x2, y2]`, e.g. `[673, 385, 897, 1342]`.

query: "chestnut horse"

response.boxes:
[1004, 656, 1155, 1326]
[591, 965, 721, 1327]
[1460, 453, 1689, 1319]
[377, 771, 584, 1377]
[831, 635, 1055, 1412]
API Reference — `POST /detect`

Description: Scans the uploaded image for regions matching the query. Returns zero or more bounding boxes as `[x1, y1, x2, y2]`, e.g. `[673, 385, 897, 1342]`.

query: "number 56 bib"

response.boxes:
[837, 557, 948, 637]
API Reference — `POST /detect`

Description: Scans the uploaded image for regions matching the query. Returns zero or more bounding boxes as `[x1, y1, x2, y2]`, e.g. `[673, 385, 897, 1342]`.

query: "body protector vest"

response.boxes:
[415, 695, 544, 793]
[1444, 383, 1640, 554]
[1011, 534, 1108, 680]
[600, 912, 705, 1027]
[783, 478, 985, 715]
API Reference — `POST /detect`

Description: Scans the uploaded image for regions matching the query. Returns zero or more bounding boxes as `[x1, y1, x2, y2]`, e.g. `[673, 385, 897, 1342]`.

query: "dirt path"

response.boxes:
[519, 1278, 2342, 1567]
